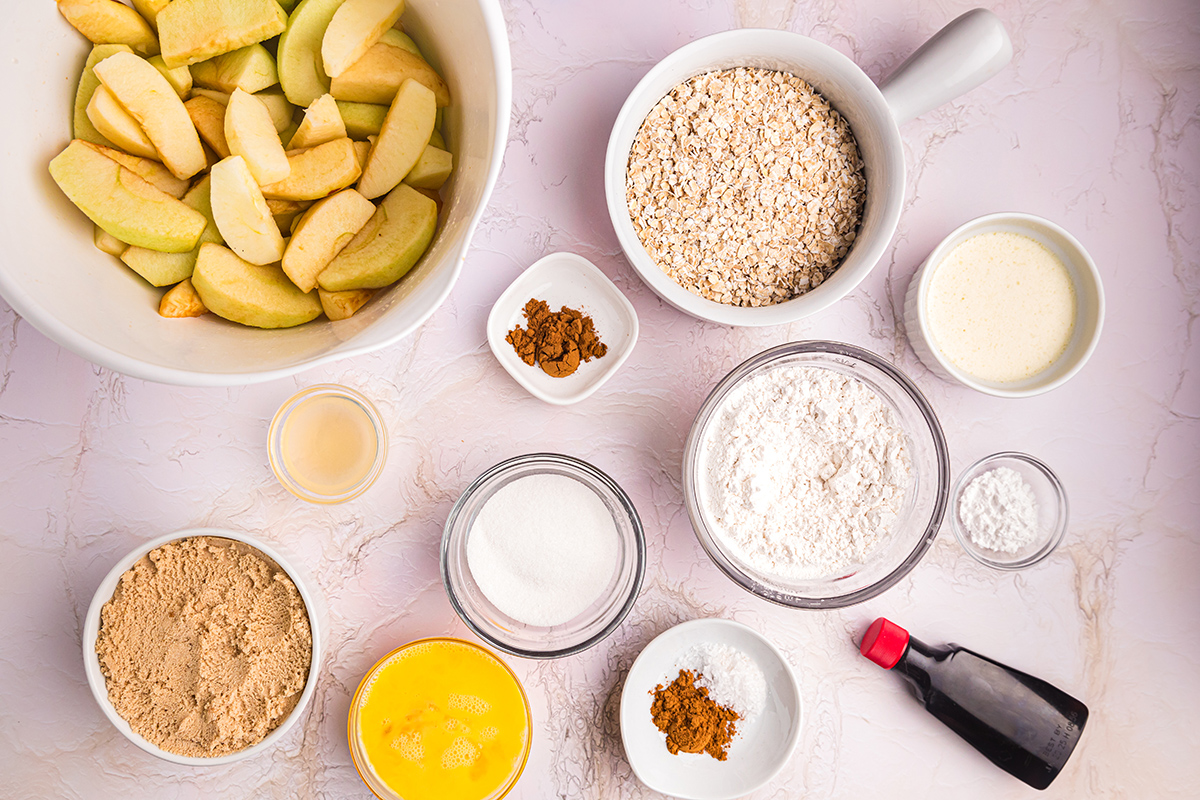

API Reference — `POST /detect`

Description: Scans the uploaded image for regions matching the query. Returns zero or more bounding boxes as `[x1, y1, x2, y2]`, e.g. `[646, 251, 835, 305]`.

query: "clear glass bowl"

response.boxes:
[683, 341, 951, 608]
[950, 452, 1069, 569]
[267, 384, 387, 504]
[347, 637, 532, 800]
[441, 453, 646, 658]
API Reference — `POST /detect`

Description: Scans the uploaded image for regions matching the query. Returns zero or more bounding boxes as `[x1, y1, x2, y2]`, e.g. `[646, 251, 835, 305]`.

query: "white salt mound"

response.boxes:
[679, 643, 767, 720]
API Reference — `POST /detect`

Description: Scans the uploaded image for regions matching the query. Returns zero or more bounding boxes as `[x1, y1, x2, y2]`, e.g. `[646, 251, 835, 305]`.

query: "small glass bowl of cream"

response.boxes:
[268, 384, 387, 504]
[441, 453, 646, 659]
[950, 452, 1069, 570]
[904, 212, 1104, 397]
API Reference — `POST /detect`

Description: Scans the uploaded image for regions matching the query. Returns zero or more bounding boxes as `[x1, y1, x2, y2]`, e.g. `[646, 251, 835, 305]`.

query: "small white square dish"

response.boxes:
[487, 252, 639, 405]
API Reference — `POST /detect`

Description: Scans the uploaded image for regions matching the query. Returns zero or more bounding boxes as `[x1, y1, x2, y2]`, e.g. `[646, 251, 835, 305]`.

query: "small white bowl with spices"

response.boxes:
[487, 252, 638, 405]
[904, 212, 1105, 397]
[82, 529, 323, 765]
[951, 452, 1069, 570]
[441, 453, 646, 658]
[619, 618, 802, 800]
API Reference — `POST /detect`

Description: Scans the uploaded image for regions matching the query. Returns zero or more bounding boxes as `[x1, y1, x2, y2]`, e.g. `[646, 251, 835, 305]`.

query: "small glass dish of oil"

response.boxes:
[268, 384, 387, 504]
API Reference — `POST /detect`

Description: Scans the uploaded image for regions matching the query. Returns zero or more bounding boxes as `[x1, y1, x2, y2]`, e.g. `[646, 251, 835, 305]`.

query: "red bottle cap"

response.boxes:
[860, 617, 910, 669]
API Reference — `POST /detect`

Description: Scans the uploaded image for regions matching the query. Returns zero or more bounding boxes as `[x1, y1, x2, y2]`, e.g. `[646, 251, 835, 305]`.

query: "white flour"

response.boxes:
[959, 466, 1040, 553]
[699, 365, 912, 579]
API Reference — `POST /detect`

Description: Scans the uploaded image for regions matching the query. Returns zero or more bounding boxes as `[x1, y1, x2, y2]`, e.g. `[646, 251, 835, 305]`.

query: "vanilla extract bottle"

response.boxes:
[860, 618, 1088, 790]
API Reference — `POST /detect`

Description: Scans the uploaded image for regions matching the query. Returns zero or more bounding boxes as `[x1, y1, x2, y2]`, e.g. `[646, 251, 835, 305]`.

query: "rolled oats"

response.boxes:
[626, 67, 866, 307]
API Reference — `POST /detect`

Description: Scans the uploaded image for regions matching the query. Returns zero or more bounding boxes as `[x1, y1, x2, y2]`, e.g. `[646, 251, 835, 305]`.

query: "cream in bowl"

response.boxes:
[905, 212, 1104, 397]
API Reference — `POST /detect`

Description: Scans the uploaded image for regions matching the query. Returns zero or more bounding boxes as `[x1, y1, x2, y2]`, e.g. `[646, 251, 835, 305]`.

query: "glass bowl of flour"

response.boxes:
[683, 341, 950, 608]
[442, 453, 646, 658]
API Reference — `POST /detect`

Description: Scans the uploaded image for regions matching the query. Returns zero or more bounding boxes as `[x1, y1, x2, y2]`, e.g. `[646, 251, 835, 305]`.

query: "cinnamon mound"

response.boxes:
[506, 298, 607, 378]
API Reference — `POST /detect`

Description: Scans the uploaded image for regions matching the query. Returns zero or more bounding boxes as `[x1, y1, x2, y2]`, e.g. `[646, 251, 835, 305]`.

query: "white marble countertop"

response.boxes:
[2, 0, 1198, 797]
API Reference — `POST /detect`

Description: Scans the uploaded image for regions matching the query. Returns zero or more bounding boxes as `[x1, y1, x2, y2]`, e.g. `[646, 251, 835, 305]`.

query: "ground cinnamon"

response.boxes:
[650, 669, 740, 760]
[505, 298, 607, 378]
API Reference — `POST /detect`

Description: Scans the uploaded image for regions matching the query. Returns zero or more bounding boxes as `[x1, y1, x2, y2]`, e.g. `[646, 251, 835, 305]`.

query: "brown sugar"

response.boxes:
[505, 298, 608, 378]
[94, 537, 312, 758]
[650, 669, 741, 760]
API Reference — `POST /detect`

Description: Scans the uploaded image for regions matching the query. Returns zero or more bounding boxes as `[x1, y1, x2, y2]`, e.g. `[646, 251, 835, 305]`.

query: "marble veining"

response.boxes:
[1, 0, 1198, 798]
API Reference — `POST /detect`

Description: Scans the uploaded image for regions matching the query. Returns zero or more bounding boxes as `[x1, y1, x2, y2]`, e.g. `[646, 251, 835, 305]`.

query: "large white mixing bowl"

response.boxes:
[0, 1, 511, 385]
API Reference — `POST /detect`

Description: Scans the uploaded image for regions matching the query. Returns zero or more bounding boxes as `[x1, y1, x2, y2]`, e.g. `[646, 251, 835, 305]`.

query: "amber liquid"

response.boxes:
[280, 395, 377, 496]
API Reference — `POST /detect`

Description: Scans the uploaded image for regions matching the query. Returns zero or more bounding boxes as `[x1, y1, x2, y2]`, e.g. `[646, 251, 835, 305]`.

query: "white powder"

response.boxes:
[700, 365, 912, 578]
[678, 643, 767, 720]
[959, 466, 1040, 553]
[466, 474, 620, 627]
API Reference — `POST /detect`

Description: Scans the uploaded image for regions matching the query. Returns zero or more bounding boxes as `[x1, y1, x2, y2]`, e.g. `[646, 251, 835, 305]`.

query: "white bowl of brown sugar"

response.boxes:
[82, 529, 322, 765]
[604, 12, 1013, 326]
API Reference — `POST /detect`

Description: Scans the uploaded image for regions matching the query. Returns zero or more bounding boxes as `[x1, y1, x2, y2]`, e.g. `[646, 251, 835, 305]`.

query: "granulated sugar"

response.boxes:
[466, 473, 619, 627]
[679, 643, 767, 720]
[700, 364, 912, 578]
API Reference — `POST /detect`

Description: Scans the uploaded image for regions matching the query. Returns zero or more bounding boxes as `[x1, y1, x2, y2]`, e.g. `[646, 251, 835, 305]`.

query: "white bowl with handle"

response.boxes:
[605, 9, 1013, 326]
[0, 0, 511, 385]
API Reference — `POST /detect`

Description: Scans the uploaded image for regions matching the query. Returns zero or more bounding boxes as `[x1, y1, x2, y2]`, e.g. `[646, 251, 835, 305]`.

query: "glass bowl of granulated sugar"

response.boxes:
[442, 453, 646, 658]
[683, 341, 951, 609]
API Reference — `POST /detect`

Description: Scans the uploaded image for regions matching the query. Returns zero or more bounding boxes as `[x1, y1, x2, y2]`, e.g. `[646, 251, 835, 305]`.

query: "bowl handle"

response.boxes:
[878, 8, 1013, 126]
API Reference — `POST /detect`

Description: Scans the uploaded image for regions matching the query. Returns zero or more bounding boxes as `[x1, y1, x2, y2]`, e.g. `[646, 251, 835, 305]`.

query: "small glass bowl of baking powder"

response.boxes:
[950, 452, 1069, 570]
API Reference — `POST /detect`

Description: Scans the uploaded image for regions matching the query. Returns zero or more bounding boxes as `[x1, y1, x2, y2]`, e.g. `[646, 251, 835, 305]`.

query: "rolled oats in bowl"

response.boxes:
[625, 67, 866, 307]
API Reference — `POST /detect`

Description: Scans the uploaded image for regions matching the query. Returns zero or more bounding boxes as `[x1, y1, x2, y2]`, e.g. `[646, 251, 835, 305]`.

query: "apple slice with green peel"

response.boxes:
[330, 41, 451, 107]
[289, 94, 347, 150]
[336, 100, 387, 139]
[278, 0, 346, 107]
[94, 225, 127, 256]
[319, 287, 374, 320]
[225, 89, 291, 185]
[378, 28, 420, 56]
[403, 145, 452, 190]
[210, 155, 286, 265]
[76, 140, 189, 198]
[148, 55, 193, 99]
[318, 183, 436, 291]
[57, 0, 160, 57]
[159, 278, 209, 317]
[131, 0, 171, 32]
[121, 175, 224, 286]
[261, 137, 362, 200]
[185, 95, 231, 158]
[73, 44, 134, 148]
[157, 0, 287, 68]
[192, 243, 324, 328]
[357, 79, 436, 199]
[428, 128, 446, 150]
[94, 51, 207, 179]
[282, 188, 376, 292]
[321, 0, 405, 79]
[87, 85, 160, 160]
[191, 44, 279, 94]
[50, 140, 207, 253]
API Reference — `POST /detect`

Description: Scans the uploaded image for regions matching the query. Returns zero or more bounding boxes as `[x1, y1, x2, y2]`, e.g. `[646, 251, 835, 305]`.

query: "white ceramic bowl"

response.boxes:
[619, 618, 802, 800]
[486, 252, 639, 405]
[604, 12, 1012, 326]
[0, 2, 511, 386]
[83, 528, 324, 765]
[904, 212, 1105, 397]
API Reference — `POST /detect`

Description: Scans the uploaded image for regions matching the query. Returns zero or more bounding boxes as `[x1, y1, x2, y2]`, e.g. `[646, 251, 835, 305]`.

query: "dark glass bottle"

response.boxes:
[860, 617, 1088, 790]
